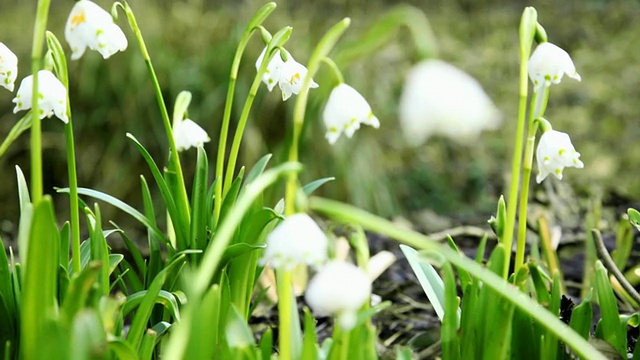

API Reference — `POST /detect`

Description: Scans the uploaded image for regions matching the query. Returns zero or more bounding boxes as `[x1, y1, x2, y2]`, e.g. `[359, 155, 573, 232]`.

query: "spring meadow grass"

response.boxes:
[2, 1, 640, 359]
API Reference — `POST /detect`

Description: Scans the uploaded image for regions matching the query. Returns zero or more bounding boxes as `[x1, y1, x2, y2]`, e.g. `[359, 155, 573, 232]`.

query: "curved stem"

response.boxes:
[117, 1, 190, 224]
[30, 0, 51, 204]
[592, 229, 640, 305]
[514, 86, 549, 272]
[321, 57, 344, 84]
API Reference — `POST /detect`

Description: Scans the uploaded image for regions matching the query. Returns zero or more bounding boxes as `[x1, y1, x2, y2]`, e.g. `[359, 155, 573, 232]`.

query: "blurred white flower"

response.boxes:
[173, 119, 210, 151]
[305, 260, 372, 330]
[256, 47, 318, 101]
[528, 42, 581, 91]
[535, 129, 583, 183]
[259, 213, 328, 270]
[13, 70, 68, 123]
[256, 48, 284, 92]
[65, 0, 128, 60]
[322, 83, 379, 144]
[399, 60, 501, 146]
[0, 43, 18, 92]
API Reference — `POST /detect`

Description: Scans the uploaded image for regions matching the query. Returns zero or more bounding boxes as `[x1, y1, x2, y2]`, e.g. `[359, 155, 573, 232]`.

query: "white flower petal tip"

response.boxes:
[256, 47, 317, 101]
[305, 261, 372, 330]
[65, 0, 128, 60]
[12, 70, 68, 123]
[322, 84, 379, 144]
[528, 42, 580, 91]
[399, 60, 501, 146]
[259, 213, 328, 270]
[173, 119, 211, 151]
[0, 43, 18, 92]
[535, 130, 583, 183]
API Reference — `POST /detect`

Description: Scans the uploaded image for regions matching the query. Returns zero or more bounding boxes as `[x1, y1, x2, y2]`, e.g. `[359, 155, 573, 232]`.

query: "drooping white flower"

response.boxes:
[535, 129, 584, 183]
[277, 59, 318, 101]
[323, 83, 380, 144]
[399, 60, 501, 146]
[305, 260, 372, 330]
[0, 43, 18, 92]
[256, 48, 284, 92]
[255, 47, 318, 101]
[13, 70, 68, 123]
[528, 42, 581, 91]
[259, 213, 328, 270]
[65, 0, 128, 60]
[173, 119, 211, 151]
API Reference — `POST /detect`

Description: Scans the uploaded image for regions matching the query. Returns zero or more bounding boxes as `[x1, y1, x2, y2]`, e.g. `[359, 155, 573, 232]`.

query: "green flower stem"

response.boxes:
[284, 18, 351, 216]
[29, 0, 51, 204]
[338, 325, 351, 360]
[321, 57, 344, 84]
[116, 1, 190, 222]
[514, 86, 549, 271]
[277, 269, 293, 360]
[65, 107, 80, 276]
[213, 3, 277, 225]
[221, 24, 294, 197]
[308, 196, 606, 360]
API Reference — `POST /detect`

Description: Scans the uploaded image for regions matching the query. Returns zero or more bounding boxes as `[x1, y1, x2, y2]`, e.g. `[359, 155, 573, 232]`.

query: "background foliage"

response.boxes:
[1, 0, 639, 242]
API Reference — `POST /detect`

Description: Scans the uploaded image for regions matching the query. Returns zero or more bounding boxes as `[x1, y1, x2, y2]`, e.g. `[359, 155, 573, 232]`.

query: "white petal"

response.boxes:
[399, 60, 500, 146]
[277, 59, 316, 101]
[256, 47, 284, 92]
[259, 213, 328, 270]
[0, 42, 18, 92]
[322, 84, 378, 144]
[65, 0, 127, 61]
[173, 119, 210, 151]
[535, 129, 583, 183]
[528, 42, 580, 91]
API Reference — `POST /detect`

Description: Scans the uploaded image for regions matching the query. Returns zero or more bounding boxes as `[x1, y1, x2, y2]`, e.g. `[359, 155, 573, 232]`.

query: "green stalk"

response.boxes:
[213, 3, 277, 226]
[116, 1, 190, 221]
[309, 196, 606, 360]
[514, 86, 549, 271]
[29, 0, 51, 204]
[65, 114, 81, 275]
[277, 270, 293, 360]
[284, 18, 351, 216]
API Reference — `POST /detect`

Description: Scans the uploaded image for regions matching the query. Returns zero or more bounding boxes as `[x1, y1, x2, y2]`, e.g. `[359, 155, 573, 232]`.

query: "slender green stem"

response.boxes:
[338, 325, 351, 360]
[308, 196, 606, 360]
[284, 18, 351, 216]
[592, 229, 640, 305]
[321, 57, 344, 83]
[30, 0, 51, 204]
[514, 87, 549, 271]
[117, 1, 190, 223]
[277, 270, 293, 360]
[65, 118, 81, 274]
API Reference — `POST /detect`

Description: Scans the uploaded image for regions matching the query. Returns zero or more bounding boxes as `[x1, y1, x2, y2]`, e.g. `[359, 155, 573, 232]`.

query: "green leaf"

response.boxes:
[400, 244, 446, 321]
[529, 262, 551, 305]
[569, 289, 593, 340]
[122, 290, 181, 322]
[0, 236, 16, 335]
[20, 197, 60, 360]
[0, 113, 32, 161]
[61, 261, 101, 325]
[220, 167, 246, 223]
[59, 222, 70, 271]
[45, 31, 69, 87]
[613, 216, 634, 270]
[302, 308, 318, 360]
[259, 328, 273, 360]
[108, 340, 137, 360]
[441, 263, 460, 360]
[595, 261, 626, 357]
[242, 154, 272, 188]
[226, 305, 256, 351]
[15, 165, 31, 215]
[190, 146, 209, 253]
[70, 310, 108, 360]
[139, 175, 163, 284]
[85, 206, 110, 296]
[446, 236, 472, 289]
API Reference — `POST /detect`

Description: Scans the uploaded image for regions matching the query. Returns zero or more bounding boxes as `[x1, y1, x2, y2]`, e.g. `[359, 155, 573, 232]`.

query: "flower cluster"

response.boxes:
[256, 48, 318, 101]
[399, 59, 501, 145]
[65, 0, 128, 60]
[322, 84, 379, 144]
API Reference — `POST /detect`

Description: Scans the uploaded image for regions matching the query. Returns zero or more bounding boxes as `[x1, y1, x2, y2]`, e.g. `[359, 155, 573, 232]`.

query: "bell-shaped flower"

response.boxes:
[65, 0, 128, 60]
[535, 129, 584, 183]
[0, 42, 18, 92]
[305, 260, 372, 330]
[322, 83, 379, 144]
[259, 213, 328, 271]
[256, 48, 285, 92]
[256, 47, 318, 101]
[528, 42, 581, 91]
[13, 70, 68, 123]
[173, 119, 211, 151]
[399, 60, 501, 146]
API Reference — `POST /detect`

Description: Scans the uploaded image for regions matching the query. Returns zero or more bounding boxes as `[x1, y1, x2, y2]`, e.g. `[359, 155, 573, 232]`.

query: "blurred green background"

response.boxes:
[1, 0, 639, 238]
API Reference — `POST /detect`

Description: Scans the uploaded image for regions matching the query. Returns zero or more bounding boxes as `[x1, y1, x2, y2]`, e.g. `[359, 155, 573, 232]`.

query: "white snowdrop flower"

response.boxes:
[259, 213, 328, 270]
[65, 0, 128, 60]
[399, 60, 501, 146]
[528, 42, 581, 91]
[173, 119, 211, 151]
[277, 58, 318, 101]
[305, 260, 372, 330]
[256, 47, 285, 92]
[535, 129, 583, 183]
[322, 83, 380, 144]
[13, 70, 68, 123]
[0, 43, 18, 92]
